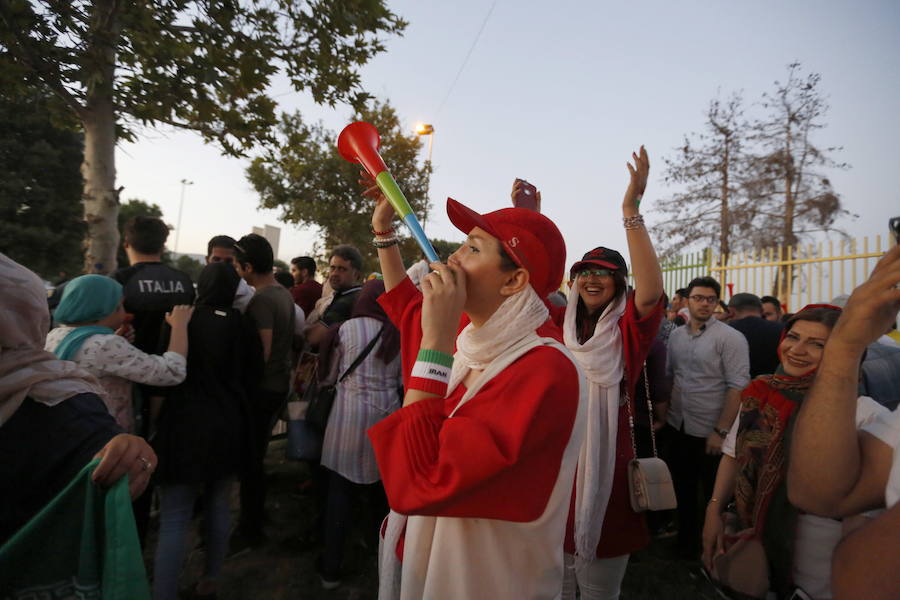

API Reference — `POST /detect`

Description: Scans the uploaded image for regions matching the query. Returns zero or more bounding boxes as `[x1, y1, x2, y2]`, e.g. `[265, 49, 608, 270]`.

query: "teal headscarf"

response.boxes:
[53, 275, 123, 361]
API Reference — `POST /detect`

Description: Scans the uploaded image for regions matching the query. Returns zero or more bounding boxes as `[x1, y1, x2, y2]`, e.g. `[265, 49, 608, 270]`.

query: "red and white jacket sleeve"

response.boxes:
[369, 348, 579, 520]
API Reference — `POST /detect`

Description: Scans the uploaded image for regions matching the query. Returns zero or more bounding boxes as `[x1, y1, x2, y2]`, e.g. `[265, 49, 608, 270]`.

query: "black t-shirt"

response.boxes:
[730, 316, 784, 378]
[112, 262, 195, 354]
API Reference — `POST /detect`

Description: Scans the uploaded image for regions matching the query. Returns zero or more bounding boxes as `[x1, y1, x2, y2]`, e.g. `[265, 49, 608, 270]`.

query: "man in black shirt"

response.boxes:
[728, 292, 784, 378]
[112, 216, 195, 355]
[109, 215, 194, 545]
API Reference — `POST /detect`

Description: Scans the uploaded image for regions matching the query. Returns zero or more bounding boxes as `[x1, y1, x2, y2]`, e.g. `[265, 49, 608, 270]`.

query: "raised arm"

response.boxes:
[788, 244, 900, 515]
[364, 171, 407, 291]
[623, 146, 664, 318]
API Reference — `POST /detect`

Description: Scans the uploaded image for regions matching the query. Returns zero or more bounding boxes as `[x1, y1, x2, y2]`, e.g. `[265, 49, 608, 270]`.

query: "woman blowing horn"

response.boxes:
[362, 172, 587, 599]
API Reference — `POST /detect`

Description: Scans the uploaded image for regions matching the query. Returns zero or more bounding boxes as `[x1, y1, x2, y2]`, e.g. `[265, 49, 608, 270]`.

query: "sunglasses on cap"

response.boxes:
[576, 269, 614, 279]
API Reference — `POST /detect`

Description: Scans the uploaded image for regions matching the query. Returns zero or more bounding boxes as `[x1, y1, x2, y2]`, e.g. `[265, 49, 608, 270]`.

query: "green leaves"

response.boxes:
[246, 99, 432, 272]
[1, 1, 405, 154]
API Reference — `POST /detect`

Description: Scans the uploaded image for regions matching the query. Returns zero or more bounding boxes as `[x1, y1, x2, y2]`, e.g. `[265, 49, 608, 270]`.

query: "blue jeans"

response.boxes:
[153, 478, 233, 600]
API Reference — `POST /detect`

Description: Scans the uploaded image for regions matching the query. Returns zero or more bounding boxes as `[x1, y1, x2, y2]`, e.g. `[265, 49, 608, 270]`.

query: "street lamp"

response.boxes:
[174, 178, 193, 254]
[414, 123, 435, 163]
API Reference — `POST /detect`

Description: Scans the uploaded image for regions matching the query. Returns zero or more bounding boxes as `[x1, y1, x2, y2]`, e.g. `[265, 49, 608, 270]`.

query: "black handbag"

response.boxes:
[306, 326, 384, 433]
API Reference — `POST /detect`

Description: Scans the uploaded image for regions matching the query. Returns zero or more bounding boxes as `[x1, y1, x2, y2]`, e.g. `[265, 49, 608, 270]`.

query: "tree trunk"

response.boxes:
[718, 136, 731, 291]
[719, 139, 731, 258]
[774, 121, 797, 300]
[81, 0, 121, 275]
[82, 109, 119, 274]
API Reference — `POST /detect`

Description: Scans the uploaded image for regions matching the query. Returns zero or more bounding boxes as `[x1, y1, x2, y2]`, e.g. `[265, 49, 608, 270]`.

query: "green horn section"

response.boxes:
[375, 171, 413, 219]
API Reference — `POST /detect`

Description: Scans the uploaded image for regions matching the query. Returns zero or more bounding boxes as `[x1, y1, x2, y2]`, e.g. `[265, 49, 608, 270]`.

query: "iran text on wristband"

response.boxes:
[407, 349, 454, 396]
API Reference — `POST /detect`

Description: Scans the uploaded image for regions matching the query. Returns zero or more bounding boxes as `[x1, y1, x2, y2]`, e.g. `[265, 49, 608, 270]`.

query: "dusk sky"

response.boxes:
[116, 0, 899, 269]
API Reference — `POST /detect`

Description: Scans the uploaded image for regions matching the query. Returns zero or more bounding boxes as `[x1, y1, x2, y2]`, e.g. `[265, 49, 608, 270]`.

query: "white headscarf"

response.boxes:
[563, 282, 626, 571]
[0, 254, 101, 427]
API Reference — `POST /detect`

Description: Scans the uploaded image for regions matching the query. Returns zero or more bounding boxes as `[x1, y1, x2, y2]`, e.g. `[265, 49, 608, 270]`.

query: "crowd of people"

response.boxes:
[1, 147, 899, 600]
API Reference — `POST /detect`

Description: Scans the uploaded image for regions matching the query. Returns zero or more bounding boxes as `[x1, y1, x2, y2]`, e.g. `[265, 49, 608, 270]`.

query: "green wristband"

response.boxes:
[417, 348, 454, 368]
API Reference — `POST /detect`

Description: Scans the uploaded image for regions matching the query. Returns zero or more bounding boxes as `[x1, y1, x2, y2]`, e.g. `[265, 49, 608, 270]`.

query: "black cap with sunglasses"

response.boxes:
[570, 246, 628, 277]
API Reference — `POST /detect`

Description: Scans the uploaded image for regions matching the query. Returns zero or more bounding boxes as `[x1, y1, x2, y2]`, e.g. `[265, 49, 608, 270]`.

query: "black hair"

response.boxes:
[274, 271, 294, 290]
[207, 235, 236, 257]
[291, 256, 317, 275]
[329, 245, 363, 272]
[675, 288, 688, 299]
[234, 233, 274, 274]
[729, 293, 763, 311]
[498, 245, 518, 272]
[761, 296, 782, 311]
[686, 276, 722, 299]
[124, 216, 169, 255]
[785, 306, 842, 333]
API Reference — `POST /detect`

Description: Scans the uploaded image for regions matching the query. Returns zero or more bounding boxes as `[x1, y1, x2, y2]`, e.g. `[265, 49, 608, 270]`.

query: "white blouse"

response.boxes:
[45, 327, 187, 432]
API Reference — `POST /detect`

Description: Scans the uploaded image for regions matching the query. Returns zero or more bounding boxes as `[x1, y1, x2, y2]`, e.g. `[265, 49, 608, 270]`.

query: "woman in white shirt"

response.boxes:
[46, 274, 192, 432]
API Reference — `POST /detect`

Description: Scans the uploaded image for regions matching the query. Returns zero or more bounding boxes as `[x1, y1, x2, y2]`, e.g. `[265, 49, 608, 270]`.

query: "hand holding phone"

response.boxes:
[511, 178, 541, 212]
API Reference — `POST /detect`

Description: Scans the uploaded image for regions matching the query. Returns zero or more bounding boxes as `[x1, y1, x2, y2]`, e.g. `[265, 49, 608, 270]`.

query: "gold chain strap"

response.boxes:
[624, 362, 658, 459]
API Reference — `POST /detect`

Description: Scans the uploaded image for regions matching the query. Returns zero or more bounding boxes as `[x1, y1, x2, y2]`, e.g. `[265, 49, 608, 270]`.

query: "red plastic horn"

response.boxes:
[337, 121, 389, 177]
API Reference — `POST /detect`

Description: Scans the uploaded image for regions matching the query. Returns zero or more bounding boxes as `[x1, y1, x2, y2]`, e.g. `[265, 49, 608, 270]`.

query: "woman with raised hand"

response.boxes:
[362, 173, 586, 599]
[557, 147, 666, 600]
[701, 304, 887, 599]
[45, 274, 192, 432]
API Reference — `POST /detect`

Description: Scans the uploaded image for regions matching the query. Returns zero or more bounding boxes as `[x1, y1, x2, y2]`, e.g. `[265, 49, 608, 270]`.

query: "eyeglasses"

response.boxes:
[689, 294, 719, 304]
[576, 269, 613, 279]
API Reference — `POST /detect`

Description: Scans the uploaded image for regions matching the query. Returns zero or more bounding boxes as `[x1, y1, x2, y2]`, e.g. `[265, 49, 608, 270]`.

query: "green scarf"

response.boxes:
[53, 325, 115, 361]
[52, 274, 122, 361]
[0, 459, 150, 599]
[54, 274, 122, 325]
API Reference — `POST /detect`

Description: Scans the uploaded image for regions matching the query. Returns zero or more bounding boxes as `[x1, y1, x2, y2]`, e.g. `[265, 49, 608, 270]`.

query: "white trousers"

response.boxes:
[561, 553, 629, 600]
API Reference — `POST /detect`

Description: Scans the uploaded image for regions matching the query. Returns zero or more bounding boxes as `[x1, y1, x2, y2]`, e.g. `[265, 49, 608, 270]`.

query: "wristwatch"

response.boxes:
[714, 427, 729, 439]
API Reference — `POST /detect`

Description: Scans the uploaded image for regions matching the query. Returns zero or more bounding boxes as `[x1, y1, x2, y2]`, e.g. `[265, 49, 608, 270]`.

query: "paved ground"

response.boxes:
[143, 438, 718, 599]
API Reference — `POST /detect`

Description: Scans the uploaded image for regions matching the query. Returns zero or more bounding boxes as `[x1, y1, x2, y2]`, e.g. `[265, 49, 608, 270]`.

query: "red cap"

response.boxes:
[446, 198, 566, 297]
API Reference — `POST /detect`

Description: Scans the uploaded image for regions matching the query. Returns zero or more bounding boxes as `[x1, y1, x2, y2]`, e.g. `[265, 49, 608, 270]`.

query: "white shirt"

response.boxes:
[861, 403, 900, 508]
[233, 278, 254, 313]
[45, 327, 187, 432]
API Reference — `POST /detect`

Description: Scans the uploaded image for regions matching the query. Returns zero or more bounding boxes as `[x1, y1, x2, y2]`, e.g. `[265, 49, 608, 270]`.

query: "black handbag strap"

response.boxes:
[337, 325, 384, 383]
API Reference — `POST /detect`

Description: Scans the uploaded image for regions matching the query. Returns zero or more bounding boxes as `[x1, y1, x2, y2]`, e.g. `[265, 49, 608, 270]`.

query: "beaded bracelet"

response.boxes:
[372, 225, 396, 236]
[407, 348, 454, 395]
[373, 236, 399, 249]
[623, 214, 645, 230]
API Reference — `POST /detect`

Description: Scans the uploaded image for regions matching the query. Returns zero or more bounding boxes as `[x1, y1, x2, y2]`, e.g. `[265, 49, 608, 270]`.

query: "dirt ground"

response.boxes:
[143, 438, 718, 599]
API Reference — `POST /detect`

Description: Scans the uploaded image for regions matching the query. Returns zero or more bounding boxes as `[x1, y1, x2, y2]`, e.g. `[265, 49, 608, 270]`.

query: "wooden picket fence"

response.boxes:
[655, 235, 895, 312]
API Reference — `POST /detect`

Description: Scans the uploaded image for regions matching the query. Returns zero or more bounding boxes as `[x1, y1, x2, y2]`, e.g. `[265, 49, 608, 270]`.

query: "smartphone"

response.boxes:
[512, 178, 539, 211]
[890, 216, 900, 245]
